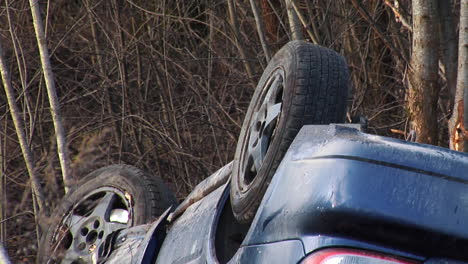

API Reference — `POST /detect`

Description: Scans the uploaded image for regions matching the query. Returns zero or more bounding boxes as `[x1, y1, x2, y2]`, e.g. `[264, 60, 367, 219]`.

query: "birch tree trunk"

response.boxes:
[460, 0, 468, 151]
[408, 0, 440, 144]
[440, 0, 460, 149]
[285, 0, 303, 40]
[448, 0, 468, 151]
[0, 244, 11, 264]
[29, 0, 72, 191]
[0, 120, 5, 244]
[0, 38, 46, 216]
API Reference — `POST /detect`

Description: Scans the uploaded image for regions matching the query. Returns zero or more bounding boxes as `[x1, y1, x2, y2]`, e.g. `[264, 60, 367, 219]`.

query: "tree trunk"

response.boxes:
[448, 0, 468, 151]
[29, 0, 72, 191]
[438, 0, 458, 109]
[0, 37, 47, 222]
[438, 0, 460, 149]
[285, 0, 303, 40]
[0, 244, 11, 264]
[408, 0, 440, 145]
[461, 0, 468, 151]
[0, 121, 5, 244]
[290, 0, 319, 44]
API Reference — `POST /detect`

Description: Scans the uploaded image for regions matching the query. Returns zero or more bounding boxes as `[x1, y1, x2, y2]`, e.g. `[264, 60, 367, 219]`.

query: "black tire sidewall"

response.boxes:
[231, 42, 297, 220]
[230, 41, 349, 222]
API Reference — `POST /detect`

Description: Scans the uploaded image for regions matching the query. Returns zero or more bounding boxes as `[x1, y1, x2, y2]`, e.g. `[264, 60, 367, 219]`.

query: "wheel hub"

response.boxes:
[72, 216, 105, 255]
[240, 69, 284, 187]
[52, 188, 131, 263]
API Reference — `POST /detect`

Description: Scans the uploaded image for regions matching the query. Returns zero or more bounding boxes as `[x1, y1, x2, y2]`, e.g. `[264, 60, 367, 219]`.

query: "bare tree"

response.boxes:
[460, 0, 468, 151]
[439, 0, 461, 150]
[289, 0, 318, 44]
[285, 0, 303, 41]
[448, 0, 468, 151]
[0, 37, 46, 226]
[0, 120, 5, 245]
[28, 0, 72, 191]
[438, 0, 458, 110]
[408, 0, 440, 144]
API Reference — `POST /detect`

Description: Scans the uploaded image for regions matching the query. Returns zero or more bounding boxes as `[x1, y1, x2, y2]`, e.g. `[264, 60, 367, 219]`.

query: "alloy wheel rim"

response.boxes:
[239, 69, 284, 190]
[49, 187, 132, 263]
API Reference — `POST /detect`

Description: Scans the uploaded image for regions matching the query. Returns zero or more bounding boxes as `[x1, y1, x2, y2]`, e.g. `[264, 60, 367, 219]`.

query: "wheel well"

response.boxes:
[214, 196, 250, 263]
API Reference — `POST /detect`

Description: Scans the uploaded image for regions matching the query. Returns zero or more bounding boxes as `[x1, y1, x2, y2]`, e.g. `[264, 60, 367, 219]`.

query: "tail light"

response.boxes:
[300, 248, 420, 264]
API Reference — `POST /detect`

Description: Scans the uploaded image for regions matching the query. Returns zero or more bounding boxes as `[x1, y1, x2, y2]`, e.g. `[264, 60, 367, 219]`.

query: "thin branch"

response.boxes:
[350, 0, 408, 63]
[249, 0, 272, 61]
[384, 0, 412, 32]
[227, 0, 255, 83]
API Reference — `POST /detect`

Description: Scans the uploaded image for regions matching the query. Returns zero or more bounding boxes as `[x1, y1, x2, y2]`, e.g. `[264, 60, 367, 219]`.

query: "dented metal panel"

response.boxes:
[156, 184, 226, 264]
[105, 208, 171, 264]
[168, 162, 232, 222]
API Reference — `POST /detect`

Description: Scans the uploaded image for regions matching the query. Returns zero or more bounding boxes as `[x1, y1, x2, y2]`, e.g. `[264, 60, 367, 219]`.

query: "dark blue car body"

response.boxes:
[107, 124, 468, 263]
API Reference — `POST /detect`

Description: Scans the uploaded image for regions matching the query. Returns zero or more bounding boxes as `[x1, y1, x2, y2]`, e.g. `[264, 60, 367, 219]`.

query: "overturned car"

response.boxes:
[37, 41, 468, 264]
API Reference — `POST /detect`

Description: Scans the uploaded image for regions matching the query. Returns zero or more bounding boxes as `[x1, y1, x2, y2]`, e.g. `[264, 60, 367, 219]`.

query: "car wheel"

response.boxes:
[230, 41, 349, 223]
[37, 165, 177, 263]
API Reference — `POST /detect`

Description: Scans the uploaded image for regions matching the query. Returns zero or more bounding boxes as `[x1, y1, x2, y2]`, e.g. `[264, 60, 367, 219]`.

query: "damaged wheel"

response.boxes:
[37, 165, 177, 263]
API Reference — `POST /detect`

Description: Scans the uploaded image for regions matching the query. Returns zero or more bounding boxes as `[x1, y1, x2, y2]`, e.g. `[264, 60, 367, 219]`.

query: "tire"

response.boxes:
[230, 41, 349, 223]
[37, 165, 177, 263]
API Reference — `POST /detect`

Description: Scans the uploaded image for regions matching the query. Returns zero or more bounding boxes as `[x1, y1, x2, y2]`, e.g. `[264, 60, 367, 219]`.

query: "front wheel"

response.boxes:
[230, 41, 349, 223]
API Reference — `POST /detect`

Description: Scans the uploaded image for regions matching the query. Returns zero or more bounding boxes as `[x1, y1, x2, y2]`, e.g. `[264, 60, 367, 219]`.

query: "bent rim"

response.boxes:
[48, 186, 132, 263]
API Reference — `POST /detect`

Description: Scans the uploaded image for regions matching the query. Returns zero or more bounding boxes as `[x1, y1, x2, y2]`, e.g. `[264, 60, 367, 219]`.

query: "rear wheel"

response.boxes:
[37, 165, 177, 263]
[230, 41, 349, 223]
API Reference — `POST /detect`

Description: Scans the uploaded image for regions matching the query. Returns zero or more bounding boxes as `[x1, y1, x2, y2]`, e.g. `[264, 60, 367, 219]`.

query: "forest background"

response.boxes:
[0, 0, 466, 262]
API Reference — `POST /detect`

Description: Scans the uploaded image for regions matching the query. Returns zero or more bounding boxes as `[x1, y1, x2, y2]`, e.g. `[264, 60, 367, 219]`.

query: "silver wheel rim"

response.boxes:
[49, 187, 132, 263]
[239, 69, 284, 190]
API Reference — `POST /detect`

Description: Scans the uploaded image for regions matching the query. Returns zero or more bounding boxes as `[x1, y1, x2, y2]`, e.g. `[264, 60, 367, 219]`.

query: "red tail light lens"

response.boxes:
[301, 248, 420, 264]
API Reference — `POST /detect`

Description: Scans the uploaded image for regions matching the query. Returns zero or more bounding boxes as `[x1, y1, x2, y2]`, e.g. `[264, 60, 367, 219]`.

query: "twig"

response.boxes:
[266, 0, 289, 39]
[227, 0, 255, 84]
[384, 0, 412, 32]
[350, 0, 408, 63]
[249, 0, 272, 61]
